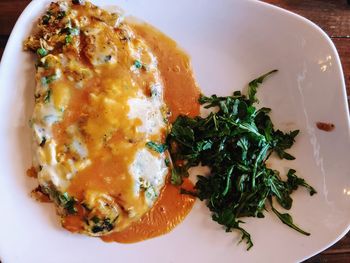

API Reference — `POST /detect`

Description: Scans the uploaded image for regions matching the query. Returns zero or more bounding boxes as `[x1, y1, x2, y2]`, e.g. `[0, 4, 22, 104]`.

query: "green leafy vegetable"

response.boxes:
[269, 198, 310, 236]
[167, 70, 316, 250]
[146, 141, 167, 153]
[248, 69, 278, 103]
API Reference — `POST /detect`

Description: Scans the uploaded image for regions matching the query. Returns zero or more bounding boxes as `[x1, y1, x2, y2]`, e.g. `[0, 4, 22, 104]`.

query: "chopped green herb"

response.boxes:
[43, 89, 51, 103]
[134, 60, 143, 69]
[65, 35, 73, 44]
[150, 86, 159, 97]
[43, 187, 77, 215]
[42, 14, 51, 24]
[65, 27, 80, 36]
[57, 192, 77, 214]
[165, 158, 170, 167]
[37, 47, 48, 57]
[167, 70, 316, 250]
[171, 167, 182, 185]
[41, 74, 58, 85]
[57, 11, 66, 19]
[145, 186, 157, 200]
[146, 141, 167, 153]
[91, 216, 100, 224]
[88, 217, 117, 234]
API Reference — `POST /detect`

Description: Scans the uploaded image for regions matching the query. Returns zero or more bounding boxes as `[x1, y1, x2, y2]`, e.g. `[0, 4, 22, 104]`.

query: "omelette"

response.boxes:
[24, 0, 170, 236]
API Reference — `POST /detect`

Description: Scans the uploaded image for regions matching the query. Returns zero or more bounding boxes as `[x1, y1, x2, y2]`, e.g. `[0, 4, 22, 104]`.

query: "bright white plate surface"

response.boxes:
[0, 0, 349, 262]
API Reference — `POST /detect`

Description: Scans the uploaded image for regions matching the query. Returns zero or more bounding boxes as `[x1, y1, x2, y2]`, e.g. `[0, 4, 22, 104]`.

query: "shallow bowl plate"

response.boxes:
[0, 0, 349, 262]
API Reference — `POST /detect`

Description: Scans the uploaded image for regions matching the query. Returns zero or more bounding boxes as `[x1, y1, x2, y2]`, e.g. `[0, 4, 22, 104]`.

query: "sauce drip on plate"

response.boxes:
[131, 22, 201, 122]
[103, 178, 195, 243]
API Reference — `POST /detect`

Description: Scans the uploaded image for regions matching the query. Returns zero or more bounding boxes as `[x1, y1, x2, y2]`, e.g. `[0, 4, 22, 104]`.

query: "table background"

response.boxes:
[0, 0, 349, 262]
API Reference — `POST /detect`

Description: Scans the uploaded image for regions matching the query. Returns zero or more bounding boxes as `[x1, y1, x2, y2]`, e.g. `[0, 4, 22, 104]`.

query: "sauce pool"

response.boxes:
[131, 22, 201, 122]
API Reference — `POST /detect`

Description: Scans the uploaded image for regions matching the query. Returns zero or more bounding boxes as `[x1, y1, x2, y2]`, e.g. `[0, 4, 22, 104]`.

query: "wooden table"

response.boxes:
[0, 1, 348, 262]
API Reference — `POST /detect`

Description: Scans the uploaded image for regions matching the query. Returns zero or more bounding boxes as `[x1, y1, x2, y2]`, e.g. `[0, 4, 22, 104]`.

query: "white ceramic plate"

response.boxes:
[0, 0, 349, 262]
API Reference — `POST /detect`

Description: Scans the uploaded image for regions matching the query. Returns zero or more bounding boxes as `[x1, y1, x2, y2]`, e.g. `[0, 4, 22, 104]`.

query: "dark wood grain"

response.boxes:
[307, 253, 350, 263]
[0, 1, 349, 262]
[265, 0, 350, 37]
[334, 38, 350, 93]
[0, 0, 31, 36]
[0, 36, 7, 59]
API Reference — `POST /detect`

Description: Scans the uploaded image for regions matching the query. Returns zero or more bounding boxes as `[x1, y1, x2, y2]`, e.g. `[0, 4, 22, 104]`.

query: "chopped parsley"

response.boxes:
[146, 141, 167, 153]
[37, 47, 48, 57]
[91, 218, 114, 234]
[167, 70, 316, 250]
[65, 35, 73, 44]
[41, 74, 58, 85]
[57, 192, 77, 215]
[57, 11, 66, 20]
[43, 187, 77, 215]
[86, 215, 118, 234]
[134, 60, 143, 69]
[65, 27, 80, 36]
[42, 14, 51, 24]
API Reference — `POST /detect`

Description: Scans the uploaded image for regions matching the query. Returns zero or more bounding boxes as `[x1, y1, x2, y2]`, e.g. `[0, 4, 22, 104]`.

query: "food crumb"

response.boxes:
[31, 186, 50, 202]
[26, 166, 37, 178]
[316, 122, 335, 132]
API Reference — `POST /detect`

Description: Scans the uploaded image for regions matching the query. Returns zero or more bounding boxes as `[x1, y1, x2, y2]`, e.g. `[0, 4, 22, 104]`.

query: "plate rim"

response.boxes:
[0, 0, 349, 262]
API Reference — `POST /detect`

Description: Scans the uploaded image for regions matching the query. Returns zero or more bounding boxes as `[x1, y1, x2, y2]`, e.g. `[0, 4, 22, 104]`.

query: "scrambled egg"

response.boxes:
[25, 0, 169, 236]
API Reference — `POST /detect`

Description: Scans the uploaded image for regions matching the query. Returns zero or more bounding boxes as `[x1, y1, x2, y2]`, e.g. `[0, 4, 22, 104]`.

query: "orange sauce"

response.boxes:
[100, 23, 201, 243]
[131, 22, 201, 122]
[103, 178, 195, 243]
